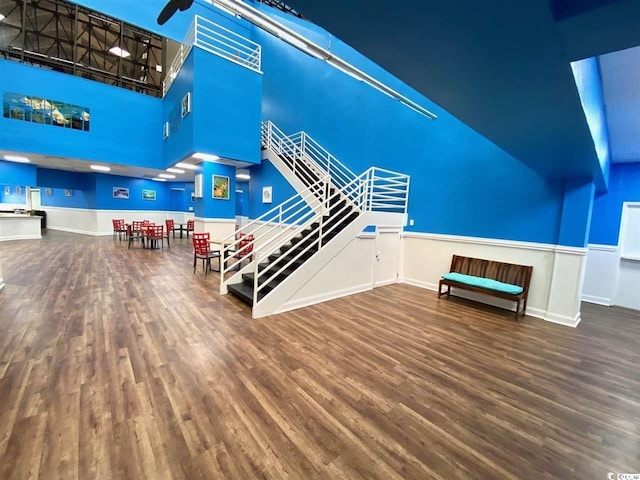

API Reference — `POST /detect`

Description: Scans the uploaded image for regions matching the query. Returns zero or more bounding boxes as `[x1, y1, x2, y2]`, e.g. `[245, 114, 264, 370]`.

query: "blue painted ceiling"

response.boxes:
[282, 0, 640, 183]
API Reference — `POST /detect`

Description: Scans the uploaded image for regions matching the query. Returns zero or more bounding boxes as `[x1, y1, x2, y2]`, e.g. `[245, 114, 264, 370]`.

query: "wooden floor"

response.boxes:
[0, 231, 638, 479]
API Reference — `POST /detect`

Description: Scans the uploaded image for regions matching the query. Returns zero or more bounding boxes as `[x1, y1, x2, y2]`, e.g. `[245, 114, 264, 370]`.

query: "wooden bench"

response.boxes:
[438, 255, 533, 320]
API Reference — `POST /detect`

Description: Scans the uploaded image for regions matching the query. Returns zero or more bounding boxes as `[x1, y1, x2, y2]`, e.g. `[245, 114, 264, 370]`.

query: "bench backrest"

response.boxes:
[450, 255, 533, 294]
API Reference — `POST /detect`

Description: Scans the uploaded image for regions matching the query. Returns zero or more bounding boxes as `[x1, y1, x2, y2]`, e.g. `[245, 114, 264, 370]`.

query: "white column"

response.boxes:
[544, 247, 588, 327]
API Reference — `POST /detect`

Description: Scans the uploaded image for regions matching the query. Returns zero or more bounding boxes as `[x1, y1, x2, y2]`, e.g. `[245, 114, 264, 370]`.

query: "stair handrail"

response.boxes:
[218, 174, 330, 293]
[252, 171, 370, 302]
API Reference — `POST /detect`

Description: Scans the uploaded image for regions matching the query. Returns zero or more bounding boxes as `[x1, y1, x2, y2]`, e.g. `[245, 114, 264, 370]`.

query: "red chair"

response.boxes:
[186, 219, 194, 238]
[146, 225, 166, 249]
[193, 232, 219, 275]
[112, 219, 127, 241]
[237, 233, 255, 264]
[128, 221, 144, 249]
[166, 219, 180, 239]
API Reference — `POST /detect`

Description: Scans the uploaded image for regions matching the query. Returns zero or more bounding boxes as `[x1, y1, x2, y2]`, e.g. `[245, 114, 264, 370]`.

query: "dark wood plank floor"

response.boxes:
[0, 230, 638, 479]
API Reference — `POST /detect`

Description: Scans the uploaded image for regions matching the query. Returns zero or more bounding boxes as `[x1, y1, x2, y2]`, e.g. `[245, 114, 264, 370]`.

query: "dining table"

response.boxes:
[209, 238, 236, 272]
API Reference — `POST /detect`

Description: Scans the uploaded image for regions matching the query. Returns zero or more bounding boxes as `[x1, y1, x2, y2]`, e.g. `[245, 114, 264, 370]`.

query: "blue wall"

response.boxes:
[570, 57, 611, 192]
[194, 162, 236, 219]
[163, 52, 196, 166]
[589, 163, 640, 245]
[247, 160, 297, 219]
[0, 61, 163, 169]
[0, 185, 27, 205]
[251, 9, 568, 245]
[192, 49, 262, 164]
[0, 160, 37, 185]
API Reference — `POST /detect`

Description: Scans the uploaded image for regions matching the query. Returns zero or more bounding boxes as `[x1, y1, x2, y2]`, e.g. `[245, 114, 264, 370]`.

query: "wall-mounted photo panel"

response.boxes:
[262, 186, 272, 204]
[181, 92, 191, 118]
[113, 187, 129, 199]
[142, 189, 156, 201]
[64, 189, 73, 197]
[45, 188, 53, 197]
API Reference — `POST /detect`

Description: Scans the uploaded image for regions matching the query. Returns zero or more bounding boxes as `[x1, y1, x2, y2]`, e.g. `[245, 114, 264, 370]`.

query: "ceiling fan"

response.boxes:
[157, 0, 195, 25]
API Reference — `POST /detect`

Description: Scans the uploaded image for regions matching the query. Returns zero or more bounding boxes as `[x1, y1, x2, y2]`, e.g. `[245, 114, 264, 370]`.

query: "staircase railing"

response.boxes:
[218, 175, 330, 294]
[163, 15, 261, 96]
[251, 171, 369, 303]
[221, 121, 411, 302]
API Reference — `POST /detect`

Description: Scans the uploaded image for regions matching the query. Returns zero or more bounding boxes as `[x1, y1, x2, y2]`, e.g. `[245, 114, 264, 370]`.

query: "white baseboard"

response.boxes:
[581, 294, 612, 306]
[374, 278, 398, 288]
[276, 283, 373, 315]
[399, 277, 438, 291]
[544, 312, 582, 328]
[47, 226, 111, 237]
[0, 234, 41, 242]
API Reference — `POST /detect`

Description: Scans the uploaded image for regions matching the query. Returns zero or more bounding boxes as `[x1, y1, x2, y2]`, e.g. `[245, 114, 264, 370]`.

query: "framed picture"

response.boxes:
[162, 121, 170, 139]
[181, 92, 191, 118]
[45, 188, 53, 197]
[113, 187, 129, 199]
[262, 186, 272, 204]
[64, 189, 73, 197]
[142, 189, 156, 201]
[15, 186, 22, 196]
[213, 175, 229, 200]
[4, 186, 9, 195]
[190, 192, 195, 202]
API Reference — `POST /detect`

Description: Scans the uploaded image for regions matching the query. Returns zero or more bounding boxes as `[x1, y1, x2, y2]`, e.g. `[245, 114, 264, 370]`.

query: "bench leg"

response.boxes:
[515, 299, 521, 321]
[438, 281, 444, 298]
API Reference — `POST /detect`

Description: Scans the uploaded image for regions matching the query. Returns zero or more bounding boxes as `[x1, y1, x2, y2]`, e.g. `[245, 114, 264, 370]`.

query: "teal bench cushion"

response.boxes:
[442, 272, 523, 295]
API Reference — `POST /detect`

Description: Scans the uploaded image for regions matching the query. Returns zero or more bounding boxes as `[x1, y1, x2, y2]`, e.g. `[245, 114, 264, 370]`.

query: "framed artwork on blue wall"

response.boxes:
[113, 187, 129, 199]
[64, 189, 73, 197]
[15, 186, 22, 196]
[4, 186, 9, 195]
[142, 189, 156, 201]
[45, 188, 52, 197]
[181, 92, 191, 118]
[213, 175, 229, 200]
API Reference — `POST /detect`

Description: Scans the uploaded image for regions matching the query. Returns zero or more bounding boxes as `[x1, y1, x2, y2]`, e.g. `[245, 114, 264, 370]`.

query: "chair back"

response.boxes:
[187, 219, 194, 231]
[131, 221, 143, 232]
[166, 219, 174, 231]
[238, 233, 254, 257]
[148, 225, 163, 239]
[192, 233, 210, 255]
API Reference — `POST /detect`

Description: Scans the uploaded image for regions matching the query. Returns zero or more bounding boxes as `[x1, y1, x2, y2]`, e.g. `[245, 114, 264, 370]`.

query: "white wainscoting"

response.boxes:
[276, 235, 376, 314]
[399, 233, 587, 327]
[194, 217, 235, 241]
[45, 207, 194, 236]
[582, 244, 619, 306]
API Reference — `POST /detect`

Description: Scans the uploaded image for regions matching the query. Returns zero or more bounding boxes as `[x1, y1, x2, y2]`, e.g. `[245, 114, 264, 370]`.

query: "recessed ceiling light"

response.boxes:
[236, 173, 250, 180]
[155, 64, 162, 73]
[90, 164, 111, 172]
[153, 178, 167, 182]
[158, 173, 175, 179]
[0, 14, 6, 22]
[193, 152, 220, 161]
[175, 162, 198, 170]
[3, 155, 30, 163]
[166, 167, 185, 174]
[108, 46, 130, 58]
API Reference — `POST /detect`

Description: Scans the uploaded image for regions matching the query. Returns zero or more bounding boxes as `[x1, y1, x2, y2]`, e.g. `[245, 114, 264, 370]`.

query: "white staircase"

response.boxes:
[220, 121, 410, 318]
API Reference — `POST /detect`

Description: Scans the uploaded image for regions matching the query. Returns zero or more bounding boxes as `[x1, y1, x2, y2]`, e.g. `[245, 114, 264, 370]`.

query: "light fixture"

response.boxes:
[159, 173, 175, 179]
[153, 178, 167, 182]
[166, 167, 185, 174]
[108, 46, 131, 58]
[3, 155, 30, 163]
[207, 0, 437, 119]
[90, 164, 111, 172]
[192, 152, 220, 161]
[0, 14, 5, 22]
[236, 174, 250, 181]
[155, 64, 163, 73]
[175, 162, 198, 170]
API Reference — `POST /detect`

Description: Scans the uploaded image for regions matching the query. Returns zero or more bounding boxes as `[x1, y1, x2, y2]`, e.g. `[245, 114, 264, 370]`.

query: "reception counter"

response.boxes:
[0, 214, 42, 242]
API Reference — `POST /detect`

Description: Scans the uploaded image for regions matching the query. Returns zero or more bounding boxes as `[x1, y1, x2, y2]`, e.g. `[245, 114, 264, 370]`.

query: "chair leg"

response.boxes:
[194, 254, 197, 274]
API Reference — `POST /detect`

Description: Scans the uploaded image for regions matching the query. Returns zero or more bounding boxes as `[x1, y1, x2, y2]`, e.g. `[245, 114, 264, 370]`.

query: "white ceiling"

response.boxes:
[600, 45, 640, 164]
[0, 151, 254, 183]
